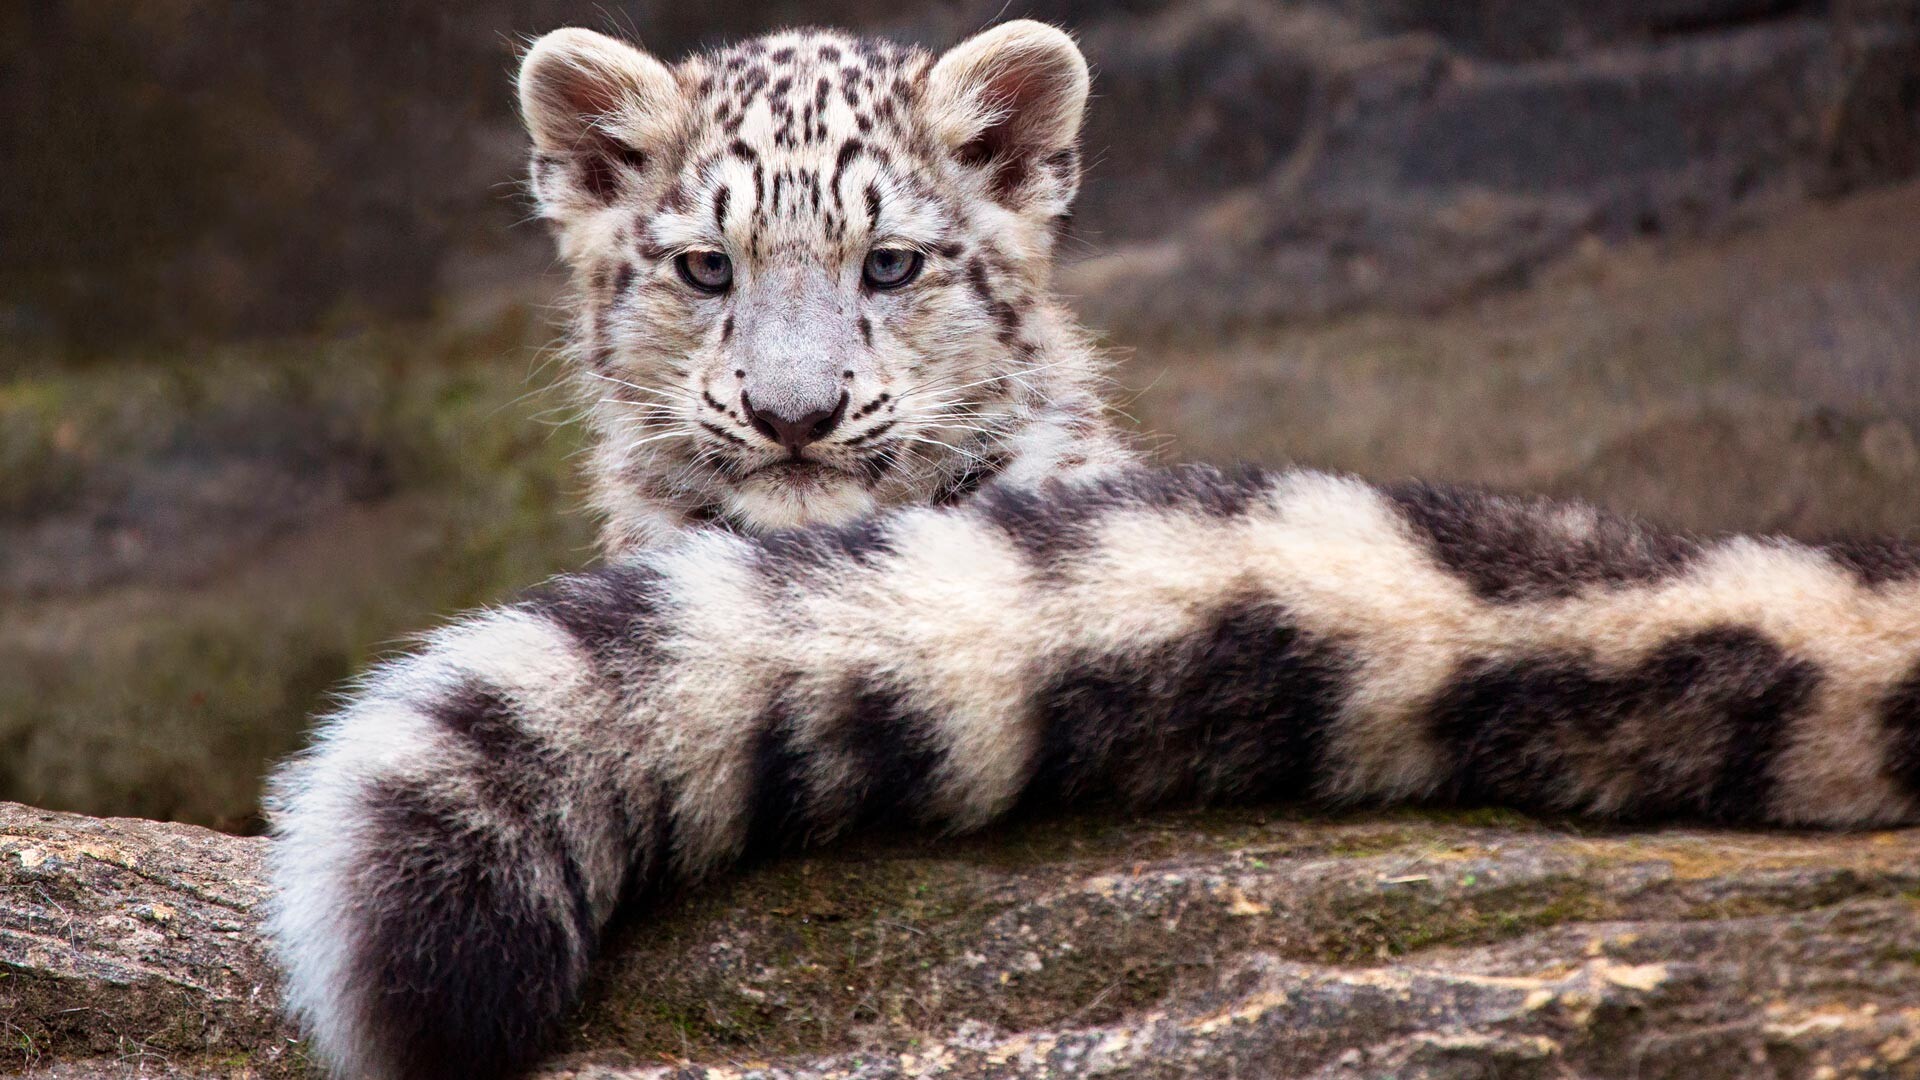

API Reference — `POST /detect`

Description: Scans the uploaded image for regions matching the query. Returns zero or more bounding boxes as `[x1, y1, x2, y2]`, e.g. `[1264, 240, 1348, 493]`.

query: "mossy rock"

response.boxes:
[10, 800, 1920, 1078]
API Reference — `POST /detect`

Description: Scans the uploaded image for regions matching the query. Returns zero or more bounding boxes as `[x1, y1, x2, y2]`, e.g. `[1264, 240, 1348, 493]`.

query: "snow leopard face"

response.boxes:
[521, 22, 1098, 548]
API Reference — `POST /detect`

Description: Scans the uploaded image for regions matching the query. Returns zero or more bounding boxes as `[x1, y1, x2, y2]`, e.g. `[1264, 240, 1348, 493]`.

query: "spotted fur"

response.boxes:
[270, 462, 1920, 1080]
[520, 23, 1134, 552]
[267, 17, 1920, 1080]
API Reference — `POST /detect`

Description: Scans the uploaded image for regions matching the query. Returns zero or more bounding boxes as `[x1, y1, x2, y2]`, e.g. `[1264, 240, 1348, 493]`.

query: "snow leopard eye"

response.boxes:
[862, 248, 923, 290]
[676, 250, 733, 294]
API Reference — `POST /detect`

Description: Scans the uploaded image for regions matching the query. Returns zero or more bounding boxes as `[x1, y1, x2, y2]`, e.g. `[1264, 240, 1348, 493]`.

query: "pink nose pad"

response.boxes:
[741, 391, 849, 452]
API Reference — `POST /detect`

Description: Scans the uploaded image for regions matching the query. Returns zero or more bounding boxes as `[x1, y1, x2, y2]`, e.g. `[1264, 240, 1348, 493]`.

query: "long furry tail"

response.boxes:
[268, 465, 1920, 1079]
[267, 569, 669, 1080]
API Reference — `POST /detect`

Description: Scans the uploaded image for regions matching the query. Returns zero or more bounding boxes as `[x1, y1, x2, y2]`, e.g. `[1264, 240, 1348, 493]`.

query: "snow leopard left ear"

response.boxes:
[519, 28, 680, 214]
[926, 21, 1089, 215]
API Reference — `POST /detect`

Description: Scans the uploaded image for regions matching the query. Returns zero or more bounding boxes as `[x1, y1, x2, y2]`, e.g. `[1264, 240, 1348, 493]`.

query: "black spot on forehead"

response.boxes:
[658, 179, 693, 215]
[830, 138, 866, 198]
[710, 32, 909, 82]
[669, 46, 945, 215]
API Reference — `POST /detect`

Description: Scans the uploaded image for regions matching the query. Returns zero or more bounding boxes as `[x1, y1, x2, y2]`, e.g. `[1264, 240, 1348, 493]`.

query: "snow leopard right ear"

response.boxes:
[519, 28, 680, 215]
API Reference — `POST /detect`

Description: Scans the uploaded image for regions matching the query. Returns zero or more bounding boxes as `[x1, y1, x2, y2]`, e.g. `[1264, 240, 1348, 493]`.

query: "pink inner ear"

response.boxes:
[576, 138, 646, 201]
[956, 58, 1069, 197]
[530, 57, 650, 201]
[539, 60, 627, 134]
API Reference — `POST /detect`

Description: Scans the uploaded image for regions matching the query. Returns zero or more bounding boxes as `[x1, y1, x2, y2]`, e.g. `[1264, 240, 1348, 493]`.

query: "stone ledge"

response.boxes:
[9, 801, 1920, 1078]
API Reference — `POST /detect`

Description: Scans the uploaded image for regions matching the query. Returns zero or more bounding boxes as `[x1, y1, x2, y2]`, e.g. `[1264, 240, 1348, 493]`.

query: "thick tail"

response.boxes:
[270, 465, 1920, 1079]
[266, 567, 672, 1080]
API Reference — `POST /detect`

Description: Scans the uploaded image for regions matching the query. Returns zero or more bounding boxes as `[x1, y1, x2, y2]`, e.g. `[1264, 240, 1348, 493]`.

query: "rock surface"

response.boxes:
[0, 802, 292, 1077]
[9, 1, 1916, 347]
[1063, 0, 1920, 335]
[12, 799, 1920, 1078]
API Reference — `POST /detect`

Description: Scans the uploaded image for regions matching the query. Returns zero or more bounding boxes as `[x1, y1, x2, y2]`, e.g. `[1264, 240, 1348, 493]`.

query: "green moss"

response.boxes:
[937, 805, 1507, 869]
[1876, 946, 1920, 967]
[1315, 829, 1426, 860]
[1397, 805, 1543, 830]
[1681, 868, 1890, 921]
[563, 805, 1621, 1068]
[0, 308, 593, 826]
[1297, 875, 1611, 964]
[0, 965, 316, 1078]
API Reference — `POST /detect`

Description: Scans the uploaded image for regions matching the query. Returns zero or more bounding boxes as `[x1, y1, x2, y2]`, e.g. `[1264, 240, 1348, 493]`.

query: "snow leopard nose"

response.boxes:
[742, 390, 848, 452]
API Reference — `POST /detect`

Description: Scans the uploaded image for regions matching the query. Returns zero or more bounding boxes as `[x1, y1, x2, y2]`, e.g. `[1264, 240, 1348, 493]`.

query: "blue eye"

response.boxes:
[862, 248, 923, 290]
[676, 250, 732, 293]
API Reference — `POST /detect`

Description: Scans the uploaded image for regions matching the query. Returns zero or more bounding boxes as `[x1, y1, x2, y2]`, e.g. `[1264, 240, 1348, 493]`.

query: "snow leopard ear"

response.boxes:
[925, 21, 1089, 215]
[518, 28, 680, 213]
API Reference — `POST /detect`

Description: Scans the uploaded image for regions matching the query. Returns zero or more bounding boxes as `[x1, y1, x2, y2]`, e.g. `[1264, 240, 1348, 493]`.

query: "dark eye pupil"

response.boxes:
[679, 251, 732, 291]
[864, 249, 919, 288]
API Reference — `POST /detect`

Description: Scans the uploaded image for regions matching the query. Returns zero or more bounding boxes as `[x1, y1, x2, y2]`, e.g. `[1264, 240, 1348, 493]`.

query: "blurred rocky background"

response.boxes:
[2, 0, 1918, 829]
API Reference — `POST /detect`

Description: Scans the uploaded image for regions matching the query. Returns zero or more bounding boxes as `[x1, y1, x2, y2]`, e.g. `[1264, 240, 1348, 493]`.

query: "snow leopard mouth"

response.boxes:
[741, 458, 854, 486]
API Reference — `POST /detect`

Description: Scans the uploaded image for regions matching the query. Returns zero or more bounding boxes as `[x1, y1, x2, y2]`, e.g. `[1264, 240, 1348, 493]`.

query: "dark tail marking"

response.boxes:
[1028, 598, 1352, 807]
[351, 770, 594, 1080]
[1428, 627, 1818, 821]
